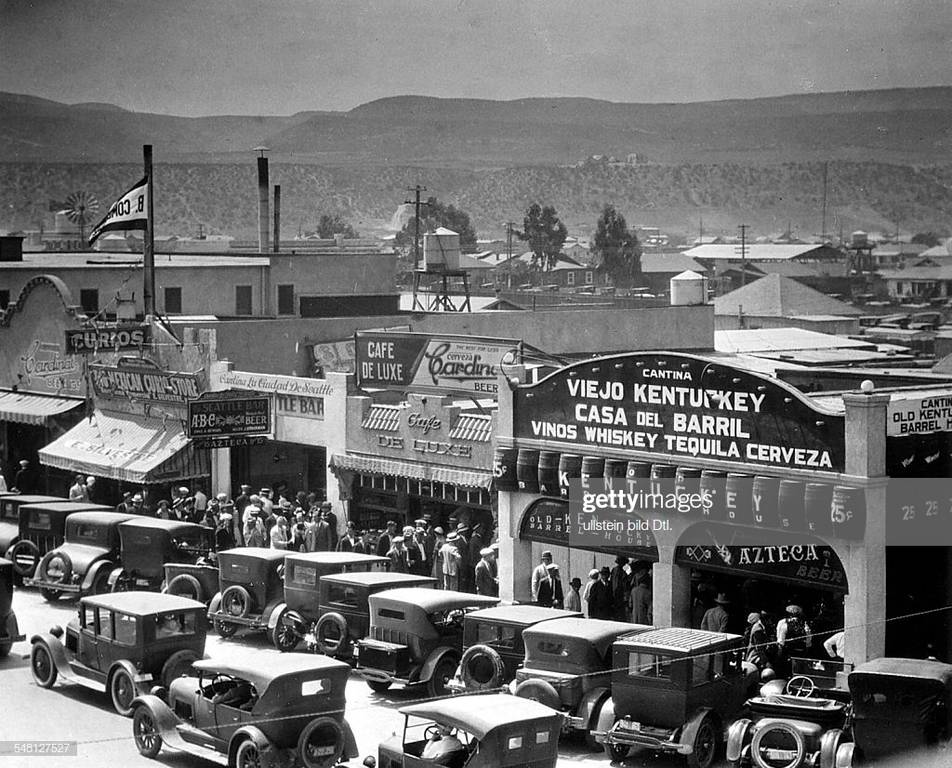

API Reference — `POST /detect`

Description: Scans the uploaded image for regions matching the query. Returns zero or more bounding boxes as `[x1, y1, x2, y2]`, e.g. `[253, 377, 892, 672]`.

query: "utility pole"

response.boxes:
[143, 144, 155, 318]
[505, 221, 516, 289]
[737, 224, 749, 287]
[820, 161, 828, 242]
[405, 185, 427, 270]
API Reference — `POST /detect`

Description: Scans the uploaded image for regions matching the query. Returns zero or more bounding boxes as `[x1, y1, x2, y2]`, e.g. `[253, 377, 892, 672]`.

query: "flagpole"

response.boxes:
[143, 144, 156, 319]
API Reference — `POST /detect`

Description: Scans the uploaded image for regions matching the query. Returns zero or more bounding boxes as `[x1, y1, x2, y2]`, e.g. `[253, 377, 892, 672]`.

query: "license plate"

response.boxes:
[314, 747, 334, 756]
[136, 579, 150, 585]
[622, 720, 641, 732]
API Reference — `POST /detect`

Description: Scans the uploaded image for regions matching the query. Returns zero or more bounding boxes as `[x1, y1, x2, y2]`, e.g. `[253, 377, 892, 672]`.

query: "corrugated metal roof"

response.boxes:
[361, 404, 402, 432]
[715, 328, 875, 354]
[714, 274, 861, 317]
[449, 413, 493, 442]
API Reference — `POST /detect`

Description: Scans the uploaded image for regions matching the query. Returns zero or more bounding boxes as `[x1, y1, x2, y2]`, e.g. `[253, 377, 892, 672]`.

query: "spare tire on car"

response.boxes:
[514, 678, 561, 711]
[314, 612, 350, 657]
[297, 715, 345, 768]
[220, 585, 252, 618]
[460, 644, 506, 691]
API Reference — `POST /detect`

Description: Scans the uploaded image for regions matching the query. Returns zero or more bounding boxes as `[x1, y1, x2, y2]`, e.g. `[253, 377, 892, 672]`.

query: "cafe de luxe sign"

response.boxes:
[513, 352, 845, 472]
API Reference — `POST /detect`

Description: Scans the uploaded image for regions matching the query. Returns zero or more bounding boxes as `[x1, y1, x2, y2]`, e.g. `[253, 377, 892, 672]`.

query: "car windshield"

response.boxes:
[404, 716, 474, 759]
[153, 611, 198, 638]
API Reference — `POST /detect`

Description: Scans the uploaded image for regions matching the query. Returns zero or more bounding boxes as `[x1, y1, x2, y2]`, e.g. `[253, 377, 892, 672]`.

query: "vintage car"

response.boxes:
[446, 605, 582, 694]
[272, 551, 390, 651]
[726, 663, 852, 768]
[110, 518, 215, 593]
[25, 511, 138, 601]
[375, 693, 562, 768]
[307, 571, 435, 659]
[130, 654, 358, 768]
[834, 657, 952, 766]
[1, 557, 25, 658]
[355, 587, 499, 696]
[30, 591, 207, 716]
[207, 547, 287, 642]
[593, 627, 759, 768]
[2, 495, 71, 577]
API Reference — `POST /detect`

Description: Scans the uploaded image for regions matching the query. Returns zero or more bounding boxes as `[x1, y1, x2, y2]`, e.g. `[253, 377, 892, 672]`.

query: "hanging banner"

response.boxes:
[88, 176, 148, 245]
[513, 352, 845, 472]
[355, 331, 521, 395]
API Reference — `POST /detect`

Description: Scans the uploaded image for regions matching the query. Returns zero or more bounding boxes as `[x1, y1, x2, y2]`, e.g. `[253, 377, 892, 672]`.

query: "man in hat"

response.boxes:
[776, 604, 812, 661]
[700, 593, 731, 633]
[193, 485, 208, 515]
[14, 459, 35, 493]
[337, 521, 359, 552]
[355, 529, 374, 555]
[581, 568, 599, 615]
[258, 487, 274, 517]
[115, 491, 133, 515]
[610, 555, 631, 621]
[130, 493, 145, 516]
[216, 511, 236, 551]
[401, 525, 422, 574]
[630, 571, 653, 625]
[439, 531, 462, 591]
[455, 523, 472, 592]
[474, 547, 497, 597]
[69, 474, 89, 502]
[565, 577, 583, 612]
[430, 527, 446, 585]
[387, 535, 411, 574]
[309, 508, 334, 552]
[412, 518, 430, 575]
[234, 484, 253, 522]
[537, 564, 564, 609]
[376, 520, 397, 557]
[320, 501, 338, 550]
[531, 551, 554, 603]
[745, 612, 771, 669]
[588, 566, 614, 620]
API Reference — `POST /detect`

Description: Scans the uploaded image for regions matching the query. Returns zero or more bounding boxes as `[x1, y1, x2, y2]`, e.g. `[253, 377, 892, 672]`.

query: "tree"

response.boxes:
[592, 205, 642, 287]
[316, 214, 358, 239]
[520, 203, 567, 271]
[911, 232, 943, 248]
[395, 196, 478, 253]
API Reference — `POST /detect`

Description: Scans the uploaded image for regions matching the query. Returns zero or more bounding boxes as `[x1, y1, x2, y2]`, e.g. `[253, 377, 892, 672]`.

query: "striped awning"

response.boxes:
[0, 390, 84, 426]
[330, 453, 492, 490]
[38, 409, 209, 484]
[361, 404, 402, 432]
[449, 413, 493, 442]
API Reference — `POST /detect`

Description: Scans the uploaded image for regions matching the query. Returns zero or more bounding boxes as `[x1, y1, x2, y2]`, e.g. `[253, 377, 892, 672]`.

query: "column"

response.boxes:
[208, 359, 233, 496]
[498, 490, 532, 603]
[652, 544, 692, 628]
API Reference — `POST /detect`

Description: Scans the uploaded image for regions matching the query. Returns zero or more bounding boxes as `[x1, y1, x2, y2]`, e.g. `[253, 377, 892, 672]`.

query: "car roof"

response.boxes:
[218, 547, 287, 563]
[851, 657, 952, 684]
[286, 551, 388, 565]
[66, 511, 139, 527]
[523, 617, 639, 644]
[400, 693, 559, 740]
[466, 606, 582, 625]
[615, 626, 742, 652]
[192, 653, 350, 692]
[321, 571, 435, 588]
[80, 591, 205, 614]
[118, 517, 207, 533]
[4, 495, 64, 505]
[370, 588, 499, 612]
[21, 502, 113, 513]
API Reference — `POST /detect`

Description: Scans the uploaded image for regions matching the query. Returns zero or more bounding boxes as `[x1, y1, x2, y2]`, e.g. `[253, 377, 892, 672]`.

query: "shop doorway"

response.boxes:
[886, 546, 952, 661]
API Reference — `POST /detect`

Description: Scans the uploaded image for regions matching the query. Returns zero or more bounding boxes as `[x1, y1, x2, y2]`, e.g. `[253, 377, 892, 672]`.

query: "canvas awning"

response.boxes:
[38, 409, 209, 484]
[0, 390, 84, 426]
[330, 453, 492, 490]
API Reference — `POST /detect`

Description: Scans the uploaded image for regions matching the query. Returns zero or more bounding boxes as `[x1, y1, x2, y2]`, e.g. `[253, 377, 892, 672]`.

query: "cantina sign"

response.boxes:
[355, 332, 520, 395]
[513, 353, 845, 472]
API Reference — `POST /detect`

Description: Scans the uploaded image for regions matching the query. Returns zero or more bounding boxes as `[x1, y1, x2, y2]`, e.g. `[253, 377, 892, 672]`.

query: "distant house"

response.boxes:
[683, 243, 843, 264]
[869, 242, 929, 269]
[492, 251, 601, 289]
[637, 252, 708, 295]
[717, 259, 851, 295]
[877, 265, 952, 300]
[714, 273, 861, 334]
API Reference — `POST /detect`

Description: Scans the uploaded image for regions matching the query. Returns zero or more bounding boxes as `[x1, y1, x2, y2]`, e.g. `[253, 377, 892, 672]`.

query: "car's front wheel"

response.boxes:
[235, 738, 263, 768]
[270, 607, 301, 652]
[110, 668, 137, 717]
[132, 706, 163, 759]
[215, 619, 238, 638]
[31, 643, 58, 688]
[687, 716, 720, 768]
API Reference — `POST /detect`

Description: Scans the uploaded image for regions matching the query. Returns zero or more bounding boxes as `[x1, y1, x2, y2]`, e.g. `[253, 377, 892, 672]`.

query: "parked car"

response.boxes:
[0, 557, 25, 658]
[306, 570, 435, 659]
[375, 693, 562, 768]
[110, 518, 214, 593]
[726, 663, 852, 768]
[446, 605, 582, 694]
[130, 654, 358, 768]
[24, 511, 138, 601]
[1, 495, 68, 576]
[162, 559, 220, 605]
[207, 547, 287, 642]
[834, 657, 952, 766]
[355, 587, 499, 696]
[273, 551, 389, 651]
[513, 617, 643, 750]
[593, 627, 759, 768]
[29, 591, 207, 716]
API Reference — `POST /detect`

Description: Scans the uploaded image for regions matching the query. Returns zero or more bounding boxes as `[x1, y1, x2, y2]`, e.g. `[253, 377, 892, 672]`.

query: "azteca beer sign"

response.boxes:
[513, 353, 845, 472]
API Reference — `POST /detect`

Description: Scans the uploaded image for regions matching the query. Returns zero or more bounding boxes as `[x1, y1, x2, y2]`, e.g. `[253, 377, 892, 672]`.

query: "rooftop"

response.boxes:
[0, 252, 270, 269]
[715, 328, 875, 354]
[684, 243, 837, 261]
[714, 274, 861, 318]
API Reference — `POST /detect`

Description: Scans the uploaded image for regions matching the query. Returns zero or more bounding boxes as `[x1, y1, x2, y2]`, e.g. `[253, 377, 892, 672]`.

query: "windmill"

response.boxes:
[63, 191, 100, 244]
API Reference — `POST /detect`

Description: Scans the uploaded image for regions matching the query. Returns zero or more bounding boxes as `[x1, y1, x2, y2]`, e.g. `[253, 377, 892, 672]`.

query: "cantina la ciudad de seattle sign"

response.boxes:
[512, 353, 846, 472]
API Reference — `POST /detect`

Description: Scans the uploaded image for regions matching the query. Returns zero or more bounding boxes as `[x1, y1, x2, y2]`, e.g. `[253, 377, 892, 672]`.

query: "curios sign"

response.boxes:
[513, 353, 845, 472]
[65, 325, 149, 355]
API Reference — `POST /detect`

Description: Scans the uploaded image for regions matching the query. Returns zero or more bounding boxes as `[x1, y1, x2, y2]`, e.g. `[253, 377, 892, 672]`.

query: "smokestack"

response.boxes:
[255, 147, 270, 253]
[273, 184, 281, 253]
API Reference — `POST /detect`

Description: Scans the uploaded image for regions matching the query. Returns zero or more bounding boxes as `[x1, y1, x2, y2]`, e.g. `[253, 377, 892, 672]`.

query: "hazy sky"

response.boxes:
[1, 0, 950, 116]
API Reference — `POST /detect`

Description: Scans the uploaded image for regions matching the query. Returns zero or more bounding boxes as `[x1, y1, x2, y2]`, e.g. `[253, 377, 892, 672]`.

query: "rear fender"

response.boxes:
[110, 658, 153, 687]
[419, 647, 459, 683]
[208, 592, 222, 618]
[266, 602, 288, 631]
[81, 560, 112, 593]
[592, 696, 617, 735]
[228, 725, 275, 766]
[341, 717, 359, 760]
[578, 686, 611, 730]
[31, 633, 72, 680]
[106, 566, 125, 590]
[680, 707, 717, 749]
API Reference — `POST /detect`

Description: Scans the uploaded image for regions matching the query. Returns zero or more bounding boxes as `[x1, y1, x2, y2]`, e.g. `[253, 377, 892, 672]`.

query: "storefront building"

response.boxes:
[495, 351, 895, 667]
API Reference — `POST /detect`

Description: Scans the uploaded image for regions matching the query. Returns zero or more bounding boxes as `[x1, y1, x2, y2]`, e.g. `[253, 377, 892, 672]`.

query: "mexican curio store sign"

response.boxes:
[513, 353, 845, 472]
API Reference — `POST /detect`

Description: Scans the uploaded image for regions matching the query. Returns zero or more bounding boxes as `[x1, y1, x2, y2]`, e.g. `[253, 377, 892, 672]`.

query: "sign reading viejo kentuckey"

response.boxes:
[513, 353, 845, 472]
[355, 332, 520, 395]
[187, 395, 271, 438]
